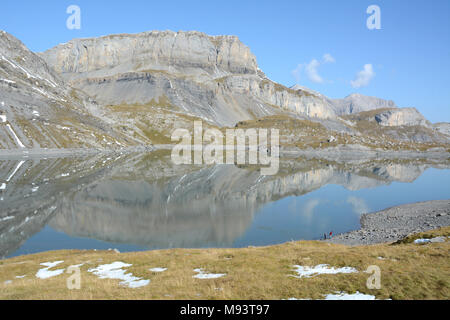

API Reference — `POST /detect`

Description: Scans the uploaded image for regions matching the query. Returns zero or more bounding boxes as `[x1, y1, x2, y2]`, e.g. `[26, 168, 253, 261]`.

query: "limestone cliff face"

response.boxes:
[374, 108, 431, 127]
[42, 31, 444, 132]
[41, 31, 336, 126]
[42, 31, 259, 78]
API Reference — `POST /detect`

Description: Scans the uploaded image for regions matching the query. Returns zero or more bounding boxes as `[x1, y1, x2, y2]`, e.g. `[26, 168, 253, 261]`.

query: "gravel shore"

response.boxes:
[329, 200, 450, 246]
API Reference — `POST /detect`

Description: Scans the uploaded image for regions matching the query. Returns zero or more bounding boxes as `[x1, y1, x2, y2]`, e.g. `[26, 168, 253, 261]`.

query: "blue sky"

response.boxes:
[1, 0, 449, 122]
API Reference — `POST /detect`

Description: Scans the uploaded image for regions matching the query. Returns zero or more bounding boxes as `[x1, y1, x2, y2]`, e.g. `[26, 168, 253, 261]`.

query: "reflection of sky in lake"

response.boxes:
[233, 168, 450, 247]
[10, 226, 148, 258]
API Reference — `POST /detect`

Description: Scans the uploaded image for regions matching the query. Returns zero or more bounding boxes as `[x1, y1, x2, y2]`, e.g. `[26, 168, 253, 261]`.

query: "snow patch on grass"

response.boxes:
[414, 238, 431, 244]
[292, 264, 358, 278]
[36, 261, 65, 279]
[287, 291, 377, 300]
[414, 237, 446, 244]
[324, 291, 376, 300]
[88, 261, 150, 288]
[193, 268, 226, 279]
[149, 268, 167, 273]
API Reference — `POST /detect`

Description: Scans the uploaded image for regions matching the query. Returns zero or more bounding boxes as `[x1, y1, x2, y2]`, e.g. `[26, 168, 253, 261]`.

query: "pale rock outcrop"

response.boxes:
[332, 93, 397, 115]
[433, 123, 450, 136]
[42, 31, 259, 79]
[374, 108, 431, 127]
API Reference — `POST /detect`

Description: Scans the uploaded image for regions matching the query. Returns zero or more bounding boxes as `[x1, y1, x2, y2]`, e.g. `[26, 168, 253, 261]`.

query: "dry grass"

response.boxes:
[0, 228, 449, 300]
[233, 114, 449, 151]
[103, 99, 222, 145]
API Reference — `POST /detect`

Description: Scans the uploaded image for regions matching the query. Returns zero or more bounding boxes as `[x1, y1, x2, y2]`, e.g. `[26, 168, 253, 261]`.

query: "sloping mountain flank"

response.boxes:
[0, 31, 133, 149]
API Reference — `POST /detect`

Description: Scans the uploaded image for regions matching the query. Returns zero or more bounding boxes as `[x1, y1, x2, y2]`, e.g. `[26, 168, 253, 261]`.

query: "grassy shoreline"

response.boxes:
[1, 227, 449, 300]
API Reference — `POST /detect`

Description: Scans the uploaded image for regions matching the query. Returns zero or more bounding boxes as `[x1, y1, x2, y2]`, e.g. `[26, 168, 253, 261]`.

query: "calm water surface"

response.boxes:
[1, 151, 449, 258]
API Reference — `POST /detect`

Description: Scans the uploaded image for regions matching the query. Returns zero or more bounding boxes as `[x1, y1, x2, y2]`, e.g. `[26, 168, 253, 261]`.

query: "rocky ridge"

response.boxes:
[331, 93, 397, 115]
[0, 31, 134, 149]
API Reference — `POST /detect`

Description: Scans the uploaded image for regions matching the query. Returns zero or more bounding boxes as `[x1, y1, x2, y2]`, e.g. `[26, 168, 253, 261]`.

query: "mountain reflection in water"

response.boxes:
[1, 150, 450, 258]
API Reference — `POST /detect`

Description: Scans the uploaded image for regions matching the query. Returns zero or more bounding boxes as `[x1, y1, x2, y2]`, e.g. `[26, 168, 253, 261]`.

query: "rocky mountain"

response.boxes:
[374, 108, 431, 127]
[40, 30, 337, 127]
[0, 31, 132, 150]
[331, 93, 397, 115]
[340, 107, 448, 144]
[287, 89, 398, 117]
[0, 29, 448, 150]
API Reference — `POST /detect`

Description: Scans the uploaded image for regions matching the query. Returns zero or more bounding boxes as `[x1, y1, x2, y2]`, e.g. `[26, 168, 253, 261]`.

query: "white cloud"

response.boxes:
[323, 53, 335, 64]
[292, 54, 335, 84]
[305, 59, 323, 83]
[302, 198, 320, 219]
[351, 64, 375, 88]
[291, 64, 303, 83]
[346, 196, 369, 215]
